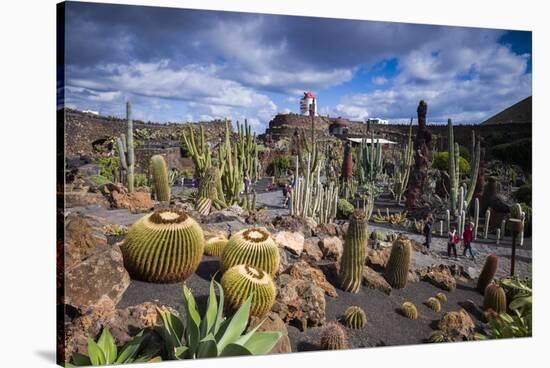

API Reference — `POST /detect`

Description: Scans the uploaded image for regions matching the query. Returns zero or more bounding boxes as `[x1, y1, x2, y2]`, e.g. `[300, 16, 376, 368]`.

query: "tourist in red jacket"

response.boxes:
[462, 222, 475, 259]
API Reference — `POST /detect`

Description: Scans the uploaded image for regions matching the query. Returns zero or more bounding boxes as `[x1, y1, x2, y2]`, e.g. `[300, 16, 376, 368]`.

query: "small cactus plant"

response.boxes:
[339, 209, 368, 293]
[196, 166, 222, 216]
[344, 306, 367, 329]
[149, 154, 171, 202]
[435, 292, 447, 302]
[483, 283, 507, 313]
[220, 264, 276, 317]
[401, 302, 418, 320]
[220, 227, 280, 276]
[425, 297, 442, 312]
[320, 321, 349, 350]
[121, 208, 204, 283]
[384, 235, 412, 289]
[203, 236, 228, 257]
[477, 254, 499, 293]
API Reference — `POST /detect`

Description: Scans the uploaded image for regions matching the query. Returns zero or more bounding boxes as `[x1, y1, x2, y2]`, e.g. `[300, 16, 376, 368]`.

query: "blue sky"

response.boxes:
[61, 2, 532, 131]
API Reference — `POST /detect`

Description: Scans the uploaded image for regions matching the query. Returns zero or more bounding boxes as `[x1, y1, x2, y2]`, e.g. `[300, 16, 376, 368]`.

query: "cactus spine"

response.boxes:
[390, 119, 413, 205]
[149, 155, 171, 202]
[220, 227, 279, 276]
[221, 264, 276, 317]
[401, 302, 418, 320]
[121, 208, 204, 283]
[384, 235, 412, 289]
[426, 297, 441, 312]
[320, 321, 348, 350]
[483, 283, 507, 313]
[477, 254, 499, 293]
[484, 208, 491, 239]
[339, 209, 368, 293]
[344, 306, 367, 329]
[116, 101, 135, 191]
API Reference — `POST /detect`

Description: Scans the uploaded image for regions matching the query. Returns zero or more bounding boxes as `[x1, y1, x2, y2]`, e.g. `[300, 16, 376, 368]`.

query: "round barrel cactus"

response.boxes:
[149, 154, 171, 202]
[221, 264, 276, 316]
[401, 302, 418, 320]
[121, 208, 204, 283]
[384, 235, 412, 289]
[344, 306, 367, 329]
[220, 227, 279, 276]
[340, 209, 368, 293]
[435, 292, 447, 302]
[483, 283, 507, 313]
[320, 321, 348, 350]
[477, 254, 499, 293]
[426, 297, 441, 312]
[204, 236, 228, 257]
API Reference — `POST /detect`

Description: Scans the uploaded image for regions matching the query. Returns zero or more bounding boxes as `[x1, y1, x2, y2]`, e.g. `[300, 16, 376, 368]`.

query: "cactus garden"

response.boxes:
[58, 3, 533, 366]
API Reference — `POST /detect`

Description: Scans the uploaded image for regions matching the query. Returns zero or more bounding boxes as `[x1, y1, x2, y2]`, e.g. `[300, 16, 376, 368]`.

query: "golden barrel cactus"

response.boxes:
[121, 208, 204, 283]
[204, 236, 228, 257]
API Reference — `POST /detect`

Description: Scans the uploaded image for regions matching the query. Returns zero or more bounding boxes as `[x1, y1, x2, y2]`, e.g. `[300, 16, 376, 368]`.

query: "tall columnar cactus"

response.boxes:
[384, 235, 412, 289]
[474, 197, 480, 240]
[448, 119, 457, 215]
[446, 209, 451, 233]
[483, 283, 507, 313]
[320, 321, 348, 350]
[220, 264, 276, 317]
[339, 209, 368, 293]
[204, 236, 228, 257]
[426, 297, 441, 312]
[484, 208, 491, 239]
[496, 228, 501, 244]
[196, 166, 226, 216]
[121, 208, 204, 283]
[344, 306, 367, 329]
[464, 135, 481, 208]
[220, 227, 279, 276]
[217, 120, 244, 205]
[182, 124, 211, 179]
[359, 130, 384, 183]
[401, 302, 418, 320]
[390, 120, 414, 205]
[477, 254, 499, 293]
[149, 155, 171, 202]
[117, 101, 135, 192]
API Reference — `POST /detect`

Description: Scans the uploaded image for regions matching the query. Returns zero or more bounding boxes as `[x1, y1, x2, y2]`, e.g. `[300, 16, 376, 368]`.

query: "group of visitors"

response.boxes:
[423, 217, 476, 260]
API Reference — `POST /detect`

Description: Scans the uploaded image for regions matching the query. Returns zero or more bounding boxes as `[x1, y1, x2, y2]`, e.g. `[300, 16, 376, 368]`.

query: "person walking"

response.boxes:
[243, 175, 251, 194]
[462, 221, 475, 259]
[282, 183, 289, 207]
[447, 225, 459, 258]
[423, 218, 433, 249]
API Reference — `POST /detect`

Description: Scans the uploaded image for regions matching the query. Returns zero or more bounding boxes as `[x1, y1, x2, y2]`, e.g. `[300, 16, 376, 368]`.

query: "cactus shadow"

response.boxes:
[296, 341, 319, 352]
[195, 259, 222, 282]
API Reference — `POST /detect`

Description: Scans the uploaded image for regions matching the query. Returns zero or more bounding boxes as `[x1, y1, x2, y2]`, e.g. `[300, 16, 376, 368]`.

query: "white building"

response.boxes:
[367, 117, 388, 125]
[300, 91, 317, 116]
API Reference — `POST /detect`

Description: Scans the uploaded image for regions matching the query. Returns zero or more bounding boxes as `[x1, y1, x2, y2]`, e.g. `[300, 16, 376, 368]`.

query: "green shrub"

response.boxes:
[459, 145, 471, 162]
[337, 199, 355, 219]
[134, 173, 149, 187]
[95, 156, 120, 182]
[491, 138, 531, 172]
[432, 152, 470, 173]
[271, 155, 292, 178]
[86, 175, 112, 187]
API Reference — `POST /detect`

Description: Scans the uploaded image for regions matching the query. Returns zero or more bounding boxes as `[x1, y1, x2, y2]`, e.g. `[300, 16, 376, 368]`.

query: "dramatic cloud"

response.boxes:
[61, 2, 532, 130]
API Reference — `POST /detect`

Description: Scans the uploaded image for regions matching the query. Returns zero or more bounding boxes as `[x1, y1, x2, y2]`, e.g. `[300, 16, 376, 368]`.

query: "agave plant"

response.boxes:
[156, 279, 282, 359]
[68, 328, 160, 366]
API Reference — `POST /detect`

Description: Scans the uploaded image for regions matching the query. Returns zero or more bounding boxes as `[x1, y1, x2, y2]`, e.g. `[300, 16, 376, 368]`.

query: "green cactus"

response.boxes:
[474, 197, 480, 240]
[339, 209, 368, 293]
[220, 264, 276, 317]
[435, 292, 447, 302]
[182, 125, 211, 179]
[320, 321, 348, 350]
[149, 155, 171, 202]
[116, 101, 135, 192]
[390, 119, 414, 205]
[220, 227, 279, 276]
[121, 208, 204, 283]
[384, 235, 412, 289]
[401, 302, 418, 320]
[484, 208, 491, 239]
[344, 306, 367, 329]
[464, 134, 481, 208]
[359, 130, 384, 183]
[483, 283, 507, 313]
[196, 166, 226, 215]
[448, 119, 457, 214]
[477, 254, 499, 293]
[426, 297, 441, 312]
[204, 236, 228, 257]
[510, 203, 523, 219]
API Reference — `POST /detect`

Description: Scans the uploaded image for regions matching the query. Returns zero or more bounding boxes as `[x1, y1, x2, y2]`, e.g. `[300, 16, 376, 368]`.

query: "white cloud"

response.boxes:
[335, 104, 369, 121]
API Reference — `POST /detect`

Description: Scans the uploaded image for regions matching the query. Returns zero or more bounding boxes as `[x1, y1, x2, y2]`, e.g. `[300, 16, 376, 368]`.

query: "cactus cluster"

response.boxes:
[483, 283, 507, 313]
[401, 302, 418, 320]
[390, 119, 414, 205]
[203, 236, 228, 257]
[372, 208, 408, 225]
[320, 321, 349, 350]
[359, 130, 384, 183]
[344, 306, 367, 329]
[149, 154, 171, 202]
[116, 101, 135, 192]
[425, 297, 441, 312]
[196, 166, 224, 216]
[220, 264, 276, 317]
[477, 254, 499, 293]
[121, 208, 204, 283]
[339, 209, 368, 293]
[220, 227, 279, 276]
[384, 235, 412, 289]
[435, 292, 447, 302]
[182, 125, 212, 179]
